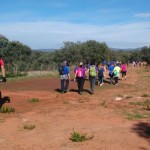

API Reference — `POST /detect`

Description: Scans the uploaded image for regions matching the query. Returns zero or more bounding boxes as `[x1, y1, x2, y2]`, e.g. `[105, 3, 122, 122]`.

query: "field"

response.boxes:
[0, 66, 150, 150]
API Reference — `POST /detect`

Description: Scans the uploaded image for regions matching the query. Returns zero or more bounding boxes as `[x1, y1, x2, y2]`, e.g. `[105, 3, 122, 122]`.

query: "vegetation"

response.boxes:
[0, 105, 15, 113]
[70, 129, 94, 142]
[28, 98, 40, 102]
[24, 124, 35, 130]
[0, 34, 150, 77]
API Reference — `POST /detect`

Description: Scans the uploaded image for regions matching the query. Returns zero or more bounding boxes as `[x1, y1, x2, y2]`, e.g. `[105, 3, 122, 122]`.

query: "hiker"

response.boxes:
[112, 63, 121, 85]
[74, 62, 86, 95]
[87, 61, 97, 94]
[97, 63, 104, 86]
[121, 62, 127, 80]
[108, 63, 115, 84]
[59, 61, 70, 93]
[0, 55, 6, 83]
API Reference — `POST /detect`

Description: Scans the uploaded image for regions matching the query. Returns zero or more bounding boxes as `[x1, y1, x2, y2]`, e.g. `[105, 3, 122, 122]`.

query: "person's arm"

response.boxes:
[1, 66, 5, 77]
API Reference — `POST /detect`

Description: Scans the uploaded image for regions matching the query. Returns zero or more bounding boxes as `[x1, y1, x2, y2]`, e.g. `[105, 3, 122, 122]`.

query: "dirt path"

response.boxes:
[0, 67, 149, 150]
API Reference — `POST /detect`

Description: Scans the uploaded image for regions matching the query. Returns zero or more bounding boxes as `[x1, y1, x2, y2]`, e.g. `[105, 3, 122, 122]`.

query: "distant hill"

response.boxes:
[109, 47, 143, 51]
[33, 49, 57, 52]
[33, 47, 144, 52]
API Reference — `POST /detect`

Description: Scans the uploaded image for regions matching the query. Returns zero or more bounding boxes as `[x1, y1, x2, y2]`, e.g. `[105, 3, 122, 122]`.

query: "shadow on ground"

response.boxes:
[132, 122, 150, 142]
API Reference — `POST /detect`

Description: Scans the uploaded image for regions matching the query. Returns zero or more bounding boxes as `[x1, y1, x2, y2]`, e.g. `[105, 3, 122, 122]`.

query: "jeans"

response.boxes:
[60, 79, 69, 92]
[89, 76, 96, 93]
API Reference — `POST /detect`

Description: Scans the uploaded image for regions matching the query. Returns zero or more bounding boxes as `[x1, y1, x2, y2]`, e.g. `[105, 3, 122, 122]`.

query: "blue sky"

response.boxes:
[0, 0, 150, 49]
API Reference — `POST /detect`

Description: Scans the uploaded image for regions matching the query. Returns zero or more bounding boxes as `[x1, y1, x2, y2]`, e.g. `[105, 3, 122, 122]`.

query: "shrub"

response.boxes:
[0, 106, 15, 113]
[24, 124, 35, 130]
[28, 98, 39, 102]
[70, 129, 93, 142]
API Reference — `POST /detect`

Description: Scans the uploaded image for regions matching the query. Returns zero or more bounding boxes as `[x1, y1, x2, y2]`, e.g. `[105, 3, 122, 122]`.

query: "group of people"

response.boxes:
[59, 60, 127, 95]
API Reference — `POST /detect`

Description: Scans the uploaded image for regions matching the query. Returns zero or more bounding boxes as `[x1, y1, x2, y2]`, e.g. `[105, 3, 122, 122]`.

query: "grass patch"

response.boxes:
[28, 98, 40, 102]
[0, 106, 15, 113]
[129, 100, 150, 110]
[141, 94, 149, 97]
[124, 110, 150, 120]
[126, 95, 133, 99]
[70, 129, 94, 142]
[24, 124, 35, 130]
[63, 100, 70, 104]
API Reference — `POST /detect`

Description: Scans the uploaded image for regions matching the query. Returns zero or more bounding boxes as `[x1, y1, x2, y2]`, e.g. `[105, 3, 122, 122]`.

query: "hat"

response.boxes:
[79, 62, 83, 66]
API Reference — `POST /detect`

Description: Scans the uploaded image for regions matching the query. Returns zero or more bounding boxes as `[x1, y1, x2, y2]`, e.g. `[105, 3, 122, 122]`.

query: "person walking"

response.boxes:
[74, 62, 86, 95]
[97, 63, 104, 86]
[121, 62, 127, 80]
[0, 55, 6, 83]
[59, 61, 70, 93]
[108, 63, 115, 84]
[113, 63, 121, 85]
[87, 61, 97, 94]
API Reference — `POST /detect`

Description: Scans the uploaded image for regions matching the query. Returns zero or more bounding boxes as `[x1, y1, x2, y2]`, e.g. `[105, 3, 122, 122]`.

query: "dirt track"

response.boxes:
[0, 67, 150, 150]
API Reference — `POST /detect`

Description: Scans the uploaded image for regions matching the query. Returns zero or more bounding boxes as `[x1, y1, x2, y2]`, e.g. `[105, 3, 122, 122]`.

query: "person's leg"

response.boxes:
[91, 77, 96, 93]
[61, 79, 65, 93]
[115, 77, 118, 85]
[64, 79, 69, 92]
[80, 78, 85, 93]
[77, 77, 82, 94]
[124, 71, 127, 80]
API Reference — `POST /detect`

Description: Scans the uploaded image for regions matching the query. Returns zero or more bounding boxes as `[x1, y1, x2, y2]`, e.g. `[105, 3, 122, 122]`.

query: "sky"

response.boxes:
[0, 0, 150, 49]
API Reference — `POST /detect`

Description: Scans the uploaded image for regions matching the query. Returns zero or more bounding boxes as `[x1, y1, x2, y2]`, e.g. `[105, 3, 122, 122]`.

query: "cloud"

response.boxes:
[134, 13, 150, 18]
[0, 21, 149, 49]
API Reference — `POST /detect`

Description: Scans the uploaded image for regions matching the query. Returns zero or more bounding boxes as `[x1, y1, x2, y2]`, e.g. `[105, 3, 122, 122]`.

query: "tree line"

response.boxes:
[0, 34, 149, 74]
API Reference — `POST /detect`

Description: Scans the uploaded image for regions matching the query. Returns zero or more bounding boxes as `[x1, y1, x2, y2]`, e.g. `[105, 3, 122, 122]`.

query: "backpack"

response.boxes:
[89, 66, 96, 77]
[59, 66, 64, 75]
[76, 67, 84, 77]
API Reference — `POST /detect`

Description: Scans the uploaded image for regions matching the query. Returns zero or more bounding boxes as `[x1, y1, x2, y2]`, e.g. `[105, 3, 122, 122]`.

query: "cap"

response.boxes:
[79, 62, 83, 66]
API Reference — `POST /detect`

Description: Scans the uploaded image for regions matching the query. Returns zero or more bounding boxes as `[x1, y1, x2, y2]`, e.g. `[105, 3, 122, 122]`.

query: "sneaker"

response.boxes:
[79, 92, 82, 95]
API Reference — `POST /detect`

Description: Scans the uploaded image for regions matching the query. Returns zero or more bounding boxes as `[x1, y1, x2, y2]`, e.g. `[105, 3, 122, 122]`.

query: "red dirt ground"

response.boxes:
[0, 67, 149, 150]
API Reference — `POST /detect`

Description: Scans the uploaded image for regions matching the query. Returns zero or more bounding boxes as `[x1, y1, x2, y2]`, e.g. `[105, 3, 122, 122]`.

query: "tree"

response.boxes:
[141, 46, 150, 64]
[0, 34, 9, 50]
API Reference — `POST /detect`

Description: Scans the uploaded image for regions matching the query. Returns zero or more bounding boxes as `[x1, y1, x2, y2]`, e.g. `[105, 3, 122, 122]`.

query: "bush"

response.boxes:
[0, 105, 15, 113]
[70, 129, 93, 142]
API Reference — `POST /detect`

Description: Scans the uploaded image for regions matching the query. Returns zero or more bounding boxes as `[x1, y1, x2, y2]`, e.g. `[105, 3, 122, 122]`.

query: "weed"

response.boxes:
[143, 100, 150, 110]
[24, 124, 35, 130]
[0, 106, 15, 113]
[117, 94, 123, 97]
[28, 98, 39, 102]
[63, 100, 70, 104]
[141, 94, 149, 97]
[124, 110, 150, 120]
[126, 95, 133, 99]
[129, 100, 150, 110]
[100, 101, 106, 106]
[70, 129, 93, 142]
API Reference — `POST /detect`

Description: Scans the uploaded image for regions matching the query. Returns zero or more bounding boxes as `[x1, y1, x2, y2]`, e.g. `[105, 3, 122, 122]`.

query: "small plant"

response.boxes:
[143, 100, 150, 110]
[126, 95, 133, 99]
[0, 106, 15, 113]
[141, 94, 149, 97]
[117, 94, 123, 97]
[70, 129, 93, 142]
[28, 98, 39, 102]
[63, 100, 70, 104]
[100, 101, 106, 106]
[24, 124, 35, 130]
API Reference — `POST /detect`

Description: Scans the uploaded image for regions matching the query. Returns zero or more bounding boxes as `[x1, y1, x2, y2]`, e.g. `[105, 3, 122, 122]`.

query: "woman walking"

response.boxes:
[74, 62, 86, 95]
